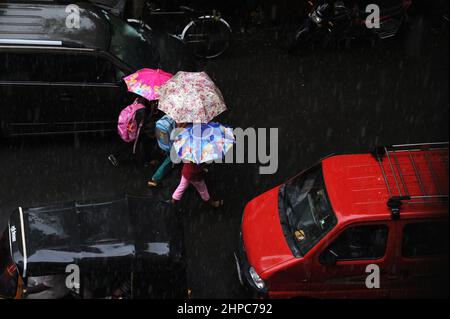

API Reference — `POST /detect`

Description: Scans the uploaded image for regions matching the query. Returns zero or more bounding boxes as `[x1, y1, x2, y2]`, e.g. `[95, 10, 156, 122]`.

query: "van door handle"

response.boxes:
[387, 275, 398, 280]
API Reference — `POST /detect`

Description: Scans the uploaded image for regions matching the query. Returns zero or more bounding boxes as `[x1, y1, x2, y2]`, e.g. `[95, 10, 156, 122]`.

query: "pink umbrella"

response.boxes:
[123, 68, 173, 101]
[158, 71, 227, 123]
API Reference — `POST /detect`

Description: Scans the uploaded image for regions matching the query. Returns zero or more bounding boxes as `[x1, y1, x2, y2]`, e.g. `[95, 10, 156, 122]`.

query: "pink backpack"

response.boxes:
[118, 100, 145, 143]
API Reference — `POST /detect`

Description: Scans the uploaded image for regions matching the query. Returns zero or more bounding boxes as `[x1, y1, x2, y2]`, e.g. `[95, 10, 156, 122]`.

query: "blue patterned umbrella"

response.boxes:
[173, 123, 235, 164]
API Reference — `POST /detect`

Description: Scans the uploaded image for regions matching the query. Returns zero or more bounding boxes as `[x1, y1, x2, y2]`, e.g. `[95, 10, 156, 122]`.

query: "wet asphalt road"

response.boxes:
[0, 15, 448, 298]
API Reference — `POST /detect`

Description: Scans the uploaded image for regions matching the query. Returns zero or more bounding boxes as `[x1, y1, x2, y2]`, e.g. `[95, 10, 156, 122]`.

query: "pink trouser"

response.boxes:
[172, 176, 211, 202]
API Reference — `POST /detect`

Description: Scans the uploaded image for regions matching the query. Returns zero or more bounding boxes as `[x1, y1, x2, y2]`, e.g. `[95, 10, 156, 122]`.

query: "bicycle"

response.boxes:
[142, 3, 232, 59]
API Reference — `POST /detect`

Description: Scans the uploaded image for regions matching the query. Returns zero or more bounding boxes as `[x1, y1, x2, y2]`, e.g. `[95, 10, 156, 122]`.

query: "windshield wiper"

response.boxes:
[278, 185, 302, 257]
[279, 185, 290, 227]
[307, 193, 323, 230]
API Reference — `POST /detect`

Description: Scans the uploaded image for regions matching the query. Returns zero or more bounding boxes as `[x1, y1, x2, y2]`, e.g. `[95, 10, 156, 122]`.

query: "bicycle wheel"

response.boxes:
[181, 16, 232, 59]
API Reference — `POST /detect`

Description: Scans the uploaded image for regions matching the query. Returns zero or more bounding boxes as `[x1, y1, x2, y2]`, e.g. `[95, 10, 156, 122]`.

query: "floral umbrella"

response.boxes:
[173, 122, 235, 164]
[158, 71, 227, 123]
[123, 68, 173, 101]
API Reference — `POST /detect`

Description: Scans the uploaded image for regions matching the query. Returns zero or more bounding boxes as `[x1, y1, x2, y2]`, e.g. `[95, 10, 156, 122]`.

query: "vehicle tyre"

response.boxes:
[181, 16, 232, 59]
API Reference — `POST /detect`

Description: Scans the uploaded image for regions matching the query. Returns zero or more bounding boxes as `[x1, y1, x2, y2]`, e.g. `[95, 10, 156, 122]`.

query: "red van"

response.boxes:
[236, 142, 449, 298]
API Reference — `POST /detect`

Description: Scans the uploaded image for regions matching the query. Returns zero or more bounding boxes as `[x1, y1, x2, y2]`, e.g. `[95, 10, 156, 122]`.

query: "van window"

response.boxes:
[102, 10, 159, 70]
[402, 221, 449, 258]
[52, 53, 120, 83]
[0, 52, 119, 83]
[327, 225, 388, 260]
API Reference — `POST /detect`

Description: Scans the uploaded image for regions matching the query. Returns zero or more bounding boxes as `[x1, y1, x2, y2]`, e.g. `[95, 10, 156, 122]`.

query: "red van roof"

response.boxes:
[322, 143, 449, 223]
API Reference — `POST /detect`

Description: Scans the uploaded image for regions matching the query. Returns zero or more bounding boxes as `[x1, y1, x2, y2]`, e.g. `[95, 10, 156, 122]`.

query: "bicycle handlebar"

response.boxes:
[179, 6, 195, 12]
[146, 3, 209, 16]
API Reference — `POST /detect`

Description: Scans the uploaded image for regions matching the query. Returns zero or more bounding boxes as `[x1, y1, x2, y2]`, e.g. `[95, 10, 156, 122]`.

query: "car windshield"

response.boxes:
[279, 164, 337, 257]
[102, 10, 158, 70]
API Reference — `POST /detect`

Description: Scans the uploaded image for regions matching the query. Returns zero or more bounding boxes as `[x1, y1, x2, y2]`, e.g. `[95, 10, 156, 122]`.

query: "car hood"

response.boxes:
[7, 195, 183, 278]
[242, 186, 294, 276]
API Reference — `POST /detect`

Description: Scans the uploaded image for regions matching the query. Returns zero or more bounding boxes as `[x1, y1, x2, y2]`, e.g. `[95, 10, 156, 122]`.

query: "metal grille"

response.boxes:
[372, 142, 449, 219]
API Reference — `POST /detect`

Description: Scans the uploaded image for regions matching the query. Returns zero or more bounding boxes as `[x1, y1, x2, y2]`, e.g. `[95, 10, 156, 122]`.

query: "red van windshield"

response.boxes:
[279, 164, 337, 257]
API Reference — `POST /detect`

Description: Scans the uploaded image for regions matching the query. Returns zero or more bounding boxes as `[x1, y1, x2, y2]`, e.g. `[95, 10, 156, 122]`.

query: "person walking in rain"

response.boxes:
[169, 121, 231, 208]
[147, 115, 177, 187]
[108, 97, 159, 167]
[155, 71, 231, 207]
[171, 161, 223, 208]
[112, 68, 173, 167]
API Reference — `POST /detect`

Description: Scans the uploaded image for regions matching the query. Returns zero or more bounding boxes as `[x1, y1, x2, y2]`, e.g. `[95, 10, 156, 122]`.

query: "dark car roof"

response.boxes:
[7, 194, 184, 278]
[0, 2, 110, 51]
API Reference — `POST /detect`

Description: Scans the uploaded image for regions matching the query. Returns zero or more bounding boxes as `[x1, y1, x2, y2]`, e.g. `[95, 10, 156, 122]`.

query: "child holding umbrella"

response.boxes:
[171, 161, 223, 208]
[169, 122, 234, 208]
[156, 71, 232, 208]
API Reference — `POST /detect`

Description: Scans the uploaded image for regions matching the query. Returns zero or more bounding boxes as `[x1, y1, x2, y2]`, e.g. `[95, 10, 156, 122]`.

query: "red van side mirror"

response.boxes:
[320, 249, 338, 266]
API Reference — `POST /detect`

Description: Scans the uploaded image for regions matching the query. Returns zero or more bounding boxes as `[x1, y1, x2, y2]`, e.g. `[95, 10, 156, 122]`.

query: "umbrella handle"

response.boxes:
[132, 120, 144, 154]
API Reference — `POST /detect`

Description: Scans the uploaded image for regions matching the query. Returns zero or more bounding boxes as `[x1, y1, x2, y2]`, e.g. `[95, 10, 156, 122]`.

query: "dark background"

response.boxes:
[0, 1, 449, 298]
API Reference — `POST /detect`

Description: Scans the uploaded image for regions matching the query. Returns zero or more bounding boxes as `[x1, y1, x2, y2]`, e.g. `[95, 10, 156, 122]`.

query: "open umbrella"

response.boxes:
[123, 68, 173, 101]
[173, 123, 235, 164]
[158, 71, 227, 123]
